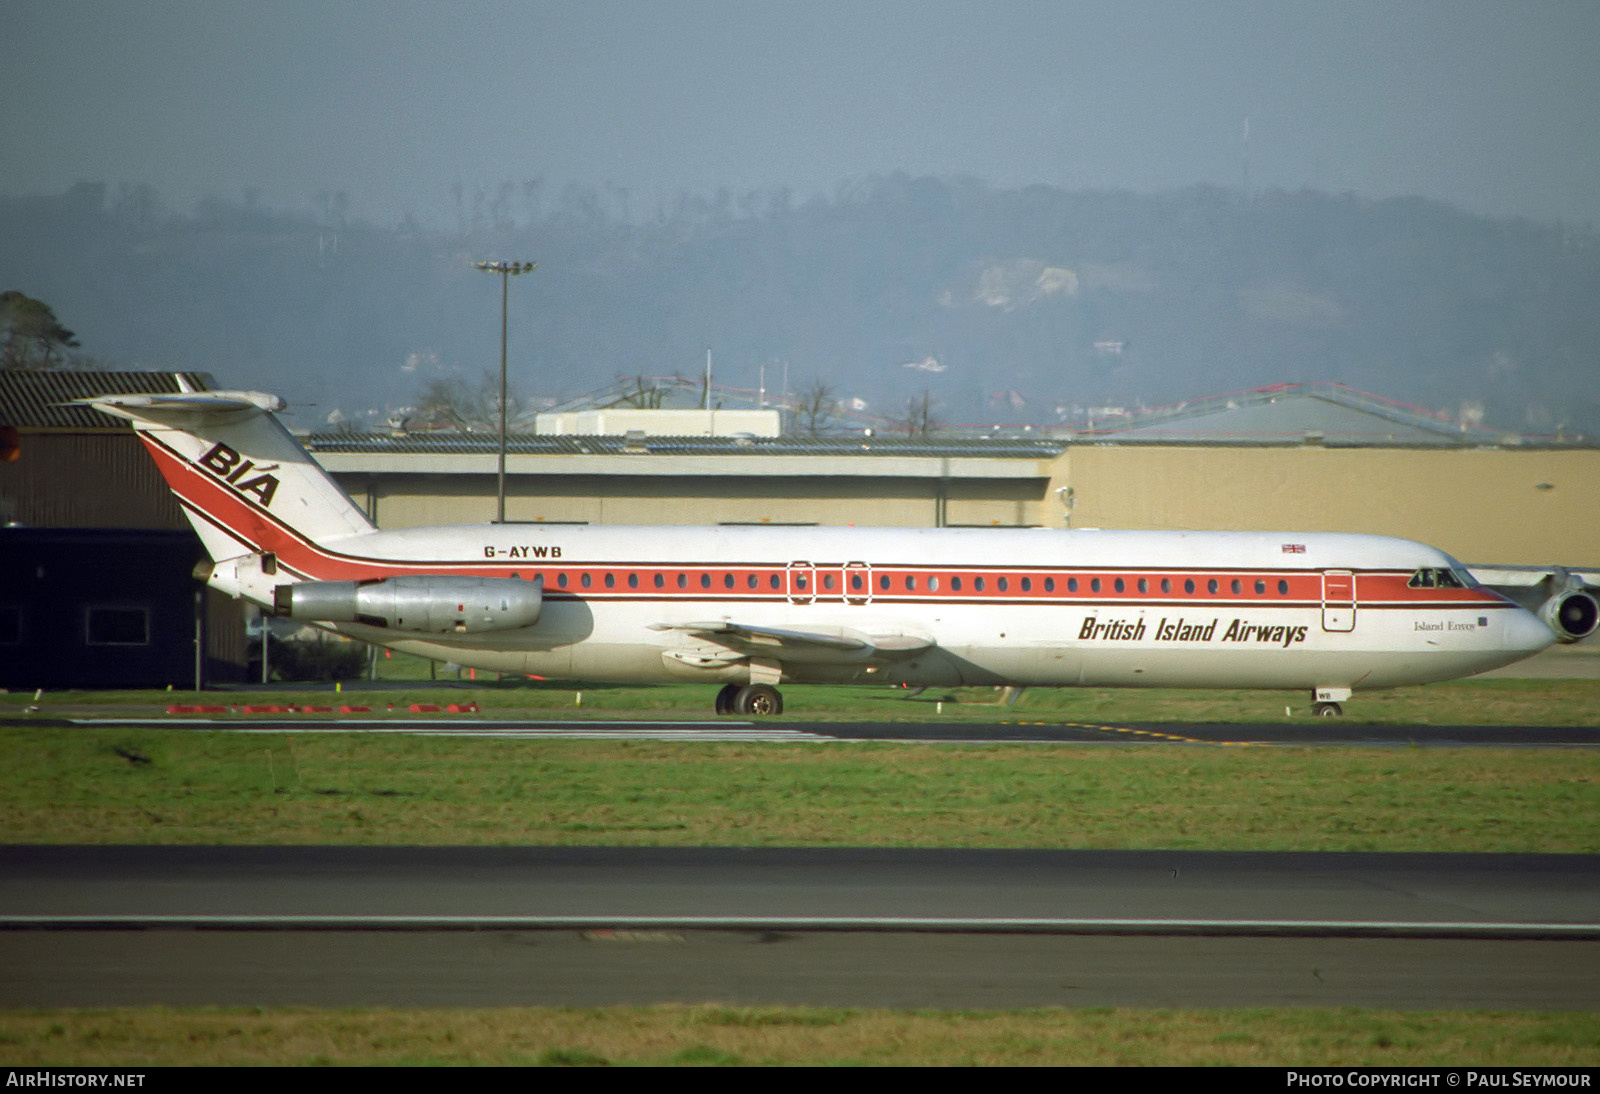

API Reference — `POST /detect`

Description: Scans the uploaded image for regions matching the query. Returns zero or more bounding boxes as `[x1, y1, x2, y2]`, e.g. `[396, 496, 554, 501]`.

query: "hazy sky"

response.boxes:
[7, 0, 1600, 226]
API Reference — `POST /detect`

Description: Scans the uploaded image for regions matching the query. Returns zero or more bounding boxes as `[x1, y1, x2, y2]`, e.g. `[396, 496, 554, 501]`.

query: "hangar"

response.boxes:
[305, 382, 1599, 570]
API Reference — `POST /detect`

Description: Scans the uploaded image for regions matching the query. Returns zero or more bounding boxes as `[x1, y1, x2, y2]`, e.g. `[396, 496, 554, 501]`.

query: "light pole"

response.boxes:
[472, 260, 536, 523]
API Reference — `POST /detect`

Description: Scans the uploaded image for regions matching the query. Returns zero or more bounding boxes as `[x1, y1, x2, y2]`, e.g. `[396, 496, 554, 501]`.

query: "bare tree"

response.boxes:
[795, 378, 836, 437]
[614, 375, 665, 409]
[414, 370, 519, 431]
[902, 390, 938, 438]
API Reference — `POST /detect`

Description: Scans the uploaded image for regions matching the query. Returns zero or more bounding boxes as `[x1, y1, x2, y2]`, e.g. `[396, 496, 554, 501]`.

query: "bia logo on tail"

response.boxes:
[198, 442, 281, 507]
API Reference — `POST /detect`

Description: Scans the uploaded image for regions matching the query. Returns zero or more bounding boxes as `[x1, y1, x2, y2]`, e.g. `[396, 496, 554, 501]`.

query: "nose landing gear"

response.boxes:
[1311, 686, 1351, 718]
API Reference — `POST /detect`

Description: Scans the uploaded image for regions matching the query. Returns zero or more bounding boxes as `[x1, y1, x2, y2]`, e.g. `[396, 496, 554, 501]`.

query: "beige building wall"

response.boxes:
[1046, 445, 1600, 565]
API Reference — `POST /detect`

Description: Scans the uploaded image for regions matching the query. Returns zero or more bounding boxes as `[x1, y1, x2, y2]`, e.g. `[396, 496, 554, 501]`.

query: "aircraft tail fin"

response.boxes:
[81, 391, 375, 575]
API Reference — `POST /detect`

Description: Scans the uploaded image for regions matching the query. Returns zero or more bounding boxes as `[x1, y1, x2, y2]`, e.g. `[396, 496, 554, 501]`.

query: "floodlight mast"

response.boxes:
[471, 260, 537, 523]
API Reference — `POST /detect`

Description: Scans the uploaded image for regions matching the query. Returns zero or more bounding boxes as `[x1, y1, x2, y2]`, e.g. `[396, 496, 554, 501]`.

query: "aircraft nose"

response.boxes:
[1508, 604, 1558, 656]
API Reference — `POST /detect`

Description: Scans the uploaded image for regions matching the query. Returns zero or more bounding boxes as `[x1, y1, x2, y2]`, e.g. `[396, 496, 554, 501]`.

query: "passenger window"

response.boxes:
[725, 573, 735, 589]
[998, 577, 1009, 592]
[750, 574, 760, 589]
[605, 573, 616, 589]
[558, 573, 569, 589]
[1137, 578, 1148, 594]
[581, 573, 592, 588]
[951, 576, 962, 592]
[1254, 579, 1265, 594]
[653, 573, 664, 589]
[1044, 577, 1055, 592]
[1207, 578, 1219, 594]
[1068, 578, 1079, 593]
[678, 573, 688, 589]
[1113, 578, 1124, 593]
[1231, 579, 1242, 594]
[701, 573, 712, 589]
[879, 575, 891, 591]
[1021, 577, 1032, 592]
[1184, 579, 1195, 594]
[1278, 579, 1289, 595]
[974, 576, 986, 592]
[906, 575, 917, 591]
[928, 576, 939, 592]
[1161, 578, 1172, 594]
[627, 573, 639, 589]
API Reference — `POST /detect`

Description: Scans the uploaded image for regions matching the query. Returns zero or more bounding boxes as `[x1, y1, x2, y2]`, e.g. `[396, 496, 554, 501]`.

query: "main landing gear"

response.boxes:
[1311, 701, 1343, 717]
[715, 683, 784, 716]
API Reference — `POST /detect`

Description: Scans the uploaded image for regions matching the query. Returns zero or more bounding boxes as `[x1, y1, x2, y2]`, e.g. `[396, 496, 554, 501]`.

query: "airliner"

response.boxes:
[84, 388, 1589, 717]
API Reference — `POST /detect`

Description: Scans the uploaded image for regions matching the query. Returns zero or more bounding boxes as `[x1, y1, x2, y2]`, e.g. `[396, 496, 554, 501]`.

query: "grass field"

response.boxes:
[4, 674, 1596, 1065]
[7, 668, 1600, 724]
[3, 1006, 1598, 1067]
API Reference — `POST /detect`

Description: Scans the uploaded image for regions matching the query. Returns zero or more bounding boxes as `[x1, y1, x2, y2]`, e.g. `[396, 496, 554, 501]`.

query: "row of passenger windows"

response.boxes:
[543, 570, 1295, 596]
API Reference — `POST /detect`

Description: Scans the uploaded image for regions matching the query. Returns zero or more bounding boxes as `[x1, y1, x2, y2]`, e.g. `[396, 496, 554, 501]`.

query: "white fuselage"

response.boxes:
[288, 523, 1552, 691]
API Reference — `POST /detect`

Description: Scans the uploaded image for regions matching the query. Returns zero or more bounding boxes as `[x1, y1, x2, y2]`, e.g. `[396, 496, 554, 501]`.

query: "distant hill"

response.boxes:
[3, 176, 1596, 435]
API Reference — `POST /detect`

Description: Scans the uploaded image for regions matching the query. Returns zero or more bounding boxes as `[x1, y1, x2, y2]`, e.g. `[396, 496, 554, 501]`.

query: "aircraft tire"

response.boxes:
[735, 684, 783, 716]
[1312, 701, 1343, 717]
[714, 684, 740, 715]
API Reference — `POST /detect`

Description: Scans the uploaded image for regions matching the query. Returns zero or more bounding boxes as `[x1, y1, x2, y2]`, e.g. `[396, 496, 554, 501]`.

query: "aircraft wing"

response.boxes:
[1467, 564, 1600, 589]
[650, 620, 935, 663]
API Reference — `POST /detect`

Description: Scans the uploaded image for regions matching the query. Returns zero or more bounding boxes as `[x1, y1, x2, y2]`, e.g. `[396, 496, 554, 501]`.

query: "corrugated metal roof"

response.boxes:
[0, 371, 214, 429]
[305, 431, 1066, 460]
[1065, 382, 1508, 445]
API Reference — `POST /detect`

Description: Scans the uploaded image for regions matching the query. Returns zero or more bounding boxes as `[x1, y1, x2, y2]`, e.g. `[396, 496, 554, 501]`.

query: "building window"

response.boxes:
[86, 606, 149, 646]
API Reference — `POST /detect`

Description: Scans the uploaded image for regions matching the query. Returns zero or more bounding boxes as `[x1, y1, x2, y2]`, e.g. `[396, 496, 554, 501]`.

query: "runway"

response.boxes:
[31, 714, 1600, 746]
[4, 847, 1597, 1009]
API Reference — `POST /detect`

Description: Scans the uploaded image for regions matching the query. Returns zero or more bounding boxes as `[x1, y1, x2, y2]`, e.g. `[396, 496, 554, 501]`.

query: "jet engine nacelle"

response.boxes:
[1539, 589, 1599, 643]
[274, 575, 542, 633]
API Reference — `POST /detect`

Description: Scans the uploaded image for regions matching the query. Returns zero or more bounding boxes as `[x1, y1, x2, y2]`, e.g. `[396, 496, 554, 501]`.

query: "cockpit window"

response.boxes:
[1409, 567, 1468, 589]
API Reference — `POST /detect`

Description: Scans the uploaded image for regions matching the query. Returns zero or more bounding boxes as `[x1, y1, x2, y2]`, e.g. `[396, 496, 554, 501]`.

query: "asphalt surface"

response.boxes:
[16, 714, 1600, 746]
[3, 847, 1597, 1009]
